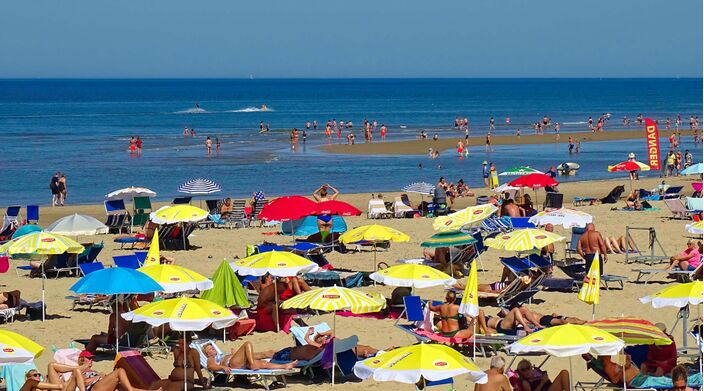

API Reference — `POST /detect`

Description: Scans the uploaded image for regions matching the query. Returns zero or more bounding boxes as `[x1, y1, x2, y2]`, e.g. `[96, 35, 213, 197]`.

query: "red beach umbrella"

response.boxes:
[258, 196, 317, 222]
[311, 200, 362, 216]
[607, 160, 651, 172]
[508, 173, 559, 189]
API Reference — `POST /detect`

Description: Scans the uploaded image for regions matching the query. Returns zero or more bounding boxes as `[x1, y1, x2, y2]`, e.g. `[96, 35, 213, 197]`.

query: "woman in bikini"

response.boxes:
[150, 333, 208, 391]
[428, 291, 475, 339]
[312, 184, 339, 202]
[203, 341, 297, 372]
[479, 308, 534, 336]
[77, 351, 153, 391]
[21, 363, 85, 391]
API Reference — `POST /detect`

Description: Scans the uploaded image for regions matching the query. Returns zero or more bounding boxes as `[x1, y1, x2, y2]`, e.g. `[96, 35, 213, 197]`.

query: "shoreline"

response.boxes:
[321, 128, 695, 155]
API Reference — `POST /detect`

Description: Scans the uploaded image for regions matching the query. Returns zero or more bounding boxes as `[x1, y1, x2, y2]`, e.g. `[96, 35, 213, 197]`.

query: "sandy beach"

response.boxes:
[322, 129, 696, 155]
[2, 174, 701, 390]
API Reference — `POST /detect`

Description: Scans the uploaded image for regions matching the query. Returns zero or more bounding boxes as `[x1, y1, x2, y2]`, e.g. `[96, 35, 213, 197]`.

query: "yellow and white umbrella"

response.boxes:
[149, 205, 208, 224]
[142, 228, 160, 266]
[353, 344, 487, 385]
[339, 225, 409, 273]
[138, 264, 213, 293]
[578, 251, 601, 319]
[0, 330, 44, 364]
[369, 264, 456, 289]
[686, 221, 703, 235]
[0, 231, 84, 255]
[459, 260, 479, 317]
[639, 281, 703, 309]
[485, 228, 564, 252]
[529, 208, 593, 229]
[230, 250, 318, 277]
[509, 324, 624, 357]
[433, 204, 498, 233]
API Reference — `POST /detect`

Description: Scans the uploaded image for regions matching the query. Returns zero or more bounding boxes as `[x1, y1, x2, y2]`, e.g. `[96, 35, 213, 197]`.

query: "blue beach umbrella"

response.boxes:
[11, 225, 43, 239]
[681, 163, 703, 176]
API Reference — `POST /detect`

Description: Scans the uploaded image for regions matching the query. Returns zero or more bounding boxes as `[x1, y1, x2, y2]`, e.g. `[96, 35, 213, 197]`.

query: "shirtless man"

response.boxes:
[577, 223, 608, 275]
[475, 356, 511, 391]
[254, 274, 290, 332]
[541, 224, 556, 261]
[501, 199, 523, 218]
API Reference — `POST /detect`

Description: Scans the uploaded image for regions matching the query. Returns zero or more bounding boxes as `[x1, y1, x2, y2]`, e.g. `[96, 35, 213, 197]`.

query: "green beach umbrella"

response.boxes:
[200, 260, 249, 308]
[420, 231, 477, 248]
[498, 166, 542, 176]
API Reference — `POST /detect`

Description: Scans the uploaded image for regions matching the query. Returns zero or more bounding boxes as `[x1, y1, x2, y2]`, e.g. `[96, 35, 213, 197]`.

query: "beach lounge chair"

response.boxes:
[69, 263, 111, 311]
[191, 339, 298, 391]
[287, 323, 360, 378]
[510, 217, 535, 229]
[104, 200, 131, 234]
[624, 226, 670, 266]
[4, 206, 21, 227]
[172, 196, 192, 205]
[44, 253, 79, 278]
[367, 199, 393, 219]
[393, 196, 416, 218]
[664, 198, 696, 220]
[480, 215, 512, 234]
[113, 254, 141, 269]
[661, 186, 684, 200]
[25, 205, 39, 224]
[573, 196, 598, 206]
[0, 290, 20, 323]
[134, 251, 148, 265]
[76, 243, 103, 266]
[227, 199, 249, 228]
[205, 199, 220, 214]
[632, 264, 702, 284]
[552, 261, 627, 290]
[564, 227, 585, 260]
[75, 322, 168, 357]
[131, 196, 152, 231]
[249, 198, 268, 225]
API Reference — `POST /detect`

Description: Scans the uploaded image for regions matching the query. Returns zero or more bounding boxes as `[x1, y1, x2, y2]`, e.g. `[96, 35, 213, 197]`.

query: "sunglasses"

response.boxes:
[27, 372, 41, 379]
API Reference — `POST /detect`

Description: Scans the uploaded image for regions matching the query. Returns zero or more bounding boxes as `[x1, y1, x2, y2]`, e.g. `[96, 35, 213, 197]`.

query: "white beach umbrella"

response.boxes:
[492, 183, 521, 193]
[45, 213, 108, 236]
[105, 187, 156, 200]
[529, 208, 594, 229]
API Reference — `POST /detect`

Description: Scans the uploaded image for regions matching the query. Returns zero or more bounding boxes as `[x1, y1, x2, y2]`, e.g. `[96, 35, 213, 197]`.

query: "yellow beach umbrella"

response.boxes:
[0, 231, 84, 255]
[143, 228, 160, 266]
[369, 264, 456, 289]
[686, 221, 703, 235]
[137, 264, 213, 293]
[353, 344, 487, 385]
[578, 251, 601, 319]
[509, 324, 624, 357]
[230, 250, 318, 277]
[150, 205, 209, 224]
[639, 281, 703, 309]
[459, 260, 479, 317]
[281, 286, 386, 385]
[432, 204, 498, 233]
[0, 330, 44, 364]
[485, 228, 564, 252]
[339, 225, 409, 273]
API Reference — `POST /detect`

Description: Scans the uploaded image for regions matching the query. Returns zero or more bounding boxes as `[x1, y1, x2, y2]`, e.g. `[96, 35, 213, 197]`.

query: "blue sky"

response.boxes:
[0, 0, 701, 78]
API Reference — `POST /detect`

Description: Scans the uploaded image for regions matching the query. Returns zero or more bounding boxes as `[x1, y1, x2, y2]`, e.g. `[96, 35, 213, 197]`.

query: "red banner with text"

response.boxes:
[644, 118, 661, 170]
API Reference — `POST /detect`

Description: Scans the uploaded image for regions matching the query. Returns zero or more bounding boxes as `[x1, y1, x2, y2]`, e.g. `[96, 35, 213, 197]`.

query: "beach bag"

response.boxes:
[25, 301, 45, 320]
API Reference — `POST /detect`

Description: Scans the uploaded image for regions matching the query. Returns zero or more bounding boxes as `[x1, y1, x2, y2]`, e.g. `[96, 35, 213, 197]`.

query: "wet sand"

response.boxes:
[322, 128, 695, 155]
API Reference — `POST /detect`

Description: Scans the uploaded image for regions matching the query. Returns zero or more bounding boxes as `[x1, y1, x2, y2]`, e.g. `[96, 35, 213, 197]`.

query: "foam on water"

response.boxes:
[174, 107, 208, 114]
[227, 106, 274, 113]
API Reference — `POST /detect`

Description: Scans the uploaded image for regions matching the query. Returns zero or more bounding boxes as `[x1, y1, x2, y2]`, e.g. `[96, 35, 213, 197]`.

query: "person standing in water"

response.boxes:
[129, 136, 136, 154]
[205, 137, 212, 157]
[136, 136, 143, 156]
[489, 117, 495, 130]
[215, 137, 221, 156]
[485, 132, 492, 152]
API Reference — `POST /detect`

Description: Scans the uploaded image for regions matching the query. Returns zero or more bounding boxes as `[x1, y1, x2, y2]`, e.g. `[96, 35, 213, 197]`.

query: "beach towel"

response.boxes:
[620, 207, 659, 212]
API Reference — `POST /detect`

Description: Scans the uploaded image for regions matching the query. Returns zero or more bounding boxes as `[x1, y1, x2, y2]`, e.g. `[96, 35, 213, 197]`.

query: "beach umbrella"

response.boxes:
[432, 205, 498, 233]
[200, 260, 249, 308]
[177, 178, 221, 195]
[529, 208, 593, 229]
[281, 285, 386, 385]
[105, 187, 156, 200]
[578, 251, 601, 319]
[402, 182, 434, 195]
[639, 281, 703, 309]
[459, 260, 480, 358]
[258, 196, 317, 222]
[230, 251, 318, 331]
[143, 228, 160, 266]
[686, 221, 703, 235]
[681, 163, 704, 176]
[122, 297, 237, 391]
[509, 324, 624, 357]
[607, 160, 651, 191]
[370, 264, 456, 289]
[508, 173, 559, 189]
[0, 330, 44, 364]
[150, 205, 209, 224]
[499, 166, 542, 176]
[11, 224, 42, 239]
[280, 215, 347, 236]
[0, 232, 84, 322]
[485, 228, 565, 252]
[310, 200, 362, 216]
[137, 264, 213, 294]
[353, 344, 487, 385]
[587, 317, 672, 346]
[45, 213, 108, 236]
[420, 231, 478, 248]
[492, 183, 521, 194]
[339, 225, 410, 274]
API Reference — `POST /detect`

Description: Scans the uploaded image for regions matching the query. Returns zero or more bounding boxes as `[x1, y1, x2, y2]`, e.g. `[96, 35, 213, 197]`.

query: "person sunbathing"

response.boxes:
[149, 333, 208, 391]
[279, 276, 312, 301]
[603, 236, 635, 254]
[584, 354, 702, 389]
[219, 198, 233, 219]
[664, 239, 701, 271]
[516, 359, 570, 391]
[77, 350, 154, 391]
[85, 298, 137, 354]
[515, 306, 586, 327]
[269, 328, 382, 363]
[203, 341, 297, 372]
[0, 290, 20, 309]
[428, 291, 475, 339]
[478, 308, 534, 335]
[478, 275, 532, 294]
[21, 363, 85, 391]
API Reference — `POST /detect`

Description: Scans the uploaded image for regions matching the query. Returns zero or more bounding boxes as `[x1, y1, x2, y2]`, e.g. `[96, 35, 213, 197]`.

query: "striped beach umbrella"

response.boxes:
[340, 225, 410, 274]
[0, 231, 84, 255]
[421, 231, 477, 248]
[588, 317, 672, 345]
[499, 166, 542, 176]
[353, 344, 487, 385]
[177, 178, 222, 195]
[433, 204, 498, 233]
[370, 264, 456, 289]
[0, 330, 44, 364]
[639, 281, 703, 309]
[138, 264, 214, 294]
[529, 208, 593, 229]
[402, 182, 435, 195]
[485, 228, 564, 252]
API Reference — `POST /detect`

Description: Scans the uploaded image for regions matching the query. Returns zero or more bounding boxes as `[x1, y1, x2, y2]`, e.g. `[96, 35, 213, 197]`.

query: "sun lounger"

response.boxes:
[662, 186, 684, 200]
[0, 290, 20, 323]
[250, 198, 268, 225]
[510, 217, 536, 228]
[286, 323, 359, 378]
[553, 261, 627, 290]
[104, 200, 131, 234]
[131, 196, 152, 231]
[191, 339, 298, 391]
[632, 264, 702, 284]
[75, 322, 168, 357]
[393, 196, 416, 218]
[44, 253, 79, 278]
[480, 215, 512, 234]
[25, 205, 39, 224]
[113, 254, 141, 269]
[3, 206, 21, 227]
[564, 227, 585, 260]
[172, 196, 192, 204]
[205, 199, 220, 214]
[573, 196, 598, 206]
[368, 199, 393, 219]
[664, 198, 696, 219]
[544, 192, 563, 210]
[226, 199, 249, 228]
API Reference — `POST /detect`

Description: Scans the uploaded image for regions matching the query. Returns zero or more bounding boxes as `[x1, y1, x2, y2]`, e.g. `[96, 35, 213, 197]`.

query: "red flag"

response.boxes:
[644, 118, 661, 170]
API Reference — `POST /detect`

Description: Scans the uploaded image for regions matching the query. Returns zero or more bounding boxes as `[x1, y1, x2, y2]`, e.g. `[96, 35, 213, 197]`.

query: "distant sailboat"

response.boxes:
[249, 74, 254, 80]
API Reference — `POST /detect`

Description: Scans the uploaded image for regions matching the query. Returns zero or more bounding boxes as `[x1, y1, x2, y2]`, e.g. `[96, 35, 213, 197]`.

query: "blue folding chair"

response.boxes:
[510, 217, 536, 228]
[77, 244, 103, 265]
[172, 197, 192, 205]
[394, 295, 432, 342]
[113, 254, 141, 269]
[26, 205, 39, 224]
[79, 262, 105, 276]
[500, 256, 533, 276]
[134, 251, 148, 265]
[4, 206, 21, 225]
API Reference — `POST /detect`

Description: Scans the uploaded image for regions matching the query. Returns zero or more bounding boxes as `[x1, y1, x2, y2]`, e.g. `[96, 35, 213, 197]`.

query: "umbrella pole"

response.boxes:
[42, 273, 46, 322]
[183, 332, 187, 391]
[115, 294, 120, 353]
[372, 245, 377, 286]
[274, 282, 280, 333]
[182, 223, 186, 251]
[332, 311, 336, 387]
[591, 304, 595, 321]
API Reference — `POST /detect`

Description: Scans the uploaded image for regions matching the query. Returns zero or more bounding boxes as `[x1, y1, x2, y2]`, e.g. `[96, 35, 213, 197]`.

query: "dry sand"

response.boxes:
[4, 175, 702, 390]
[322, 129, 695, 155]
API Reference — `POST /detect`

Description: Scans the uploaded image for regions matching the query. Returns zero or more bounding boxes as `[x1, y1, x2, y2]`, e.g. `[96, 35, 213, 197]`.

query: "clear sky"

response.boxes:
[1, 0, 701, 78]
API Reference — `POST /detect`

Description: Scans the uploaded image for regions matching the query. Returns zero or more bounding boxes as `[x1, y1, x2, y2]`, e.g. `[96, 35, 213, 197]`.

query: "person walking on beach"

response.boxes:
[380, 124, 387, 141]
[205, 136, 212, 157]
[482, 161, 489, 188]
[588, 116, 593, 131]
[50, 172, 61, 207]
[58, 174, 67, 206]
[577, 223, 607, 276]
[485, 132, 492, 152]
